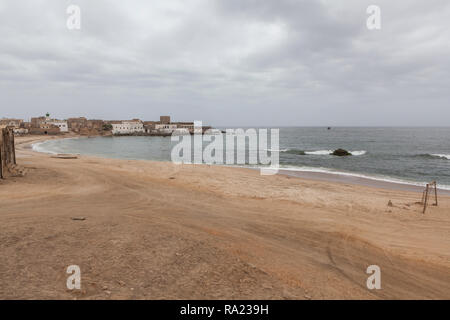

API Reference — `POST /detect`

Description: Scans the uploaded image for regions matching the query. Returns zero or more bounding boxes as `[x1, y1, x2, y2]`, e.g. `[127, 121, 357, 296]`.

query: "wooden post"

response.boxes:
[0, 129, 3, 179]
[4, 129, 9, 165]
[12, 129, 16, 165]
[2, 129, 6, 166]
[7, 128, 12, 164]
[433, 181, 438, 206]
[9, 128, 15, 165]
[422, 181, 439, 213]
[0, 127, 17, 179]
[423, 184, 429, 214]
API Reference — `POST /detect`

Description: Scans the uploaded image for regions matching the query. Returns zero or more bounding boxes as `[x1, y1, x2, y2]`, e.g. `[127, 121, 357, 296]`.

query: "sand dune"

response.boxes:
[0, 136, 449, 299]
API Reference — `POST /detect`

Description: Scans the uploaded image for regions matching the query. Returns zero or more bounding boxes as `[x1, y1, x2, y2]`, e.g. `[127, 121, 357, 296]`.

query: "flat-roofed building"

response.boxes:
[67, 117, 88, 131]
[87, 119, 104, 130]
[143, 121, 157, 134]
[174, 122, 194, 130]
[30, 115, 68, 133]
[160, 116, 170, 124]
[155, 123, 177, 133]
[47, 119, 68, 132]
[111, 120, 145, 135]
[0, 118, 23, 128]
[31, 116, 46, 128]
[13, 128, 29, 135]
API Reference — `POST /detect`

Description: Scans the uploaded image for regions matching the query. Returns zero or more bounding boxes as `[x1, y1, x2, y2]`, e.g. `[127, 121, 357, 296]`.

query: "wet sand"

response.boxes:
[0, 135, 449, 299]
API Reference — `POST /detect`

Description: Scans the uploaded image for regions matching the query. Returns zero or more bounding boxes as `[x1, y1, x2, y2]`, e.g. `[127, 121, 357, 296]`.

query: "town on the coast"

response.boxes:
[0, 115, 213, 136]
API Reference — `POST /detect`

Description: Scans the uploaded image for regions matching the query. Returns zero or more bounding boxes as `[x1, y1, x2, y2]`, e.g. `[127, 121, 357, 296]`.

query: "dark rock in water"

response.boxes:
[331, 149, 352, 156]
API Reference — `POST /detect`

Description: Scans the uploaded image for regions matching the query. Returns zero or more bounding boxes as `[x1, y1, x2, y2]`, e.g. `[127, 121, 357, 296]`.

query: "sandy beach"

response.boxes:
[0, 135, 449, 299]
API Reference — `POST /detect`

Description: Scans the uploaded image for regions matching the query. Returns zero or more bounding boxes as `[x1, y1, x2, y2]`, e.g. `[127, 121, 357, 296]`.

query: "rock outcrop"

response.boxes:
[331, 149, 352, 156]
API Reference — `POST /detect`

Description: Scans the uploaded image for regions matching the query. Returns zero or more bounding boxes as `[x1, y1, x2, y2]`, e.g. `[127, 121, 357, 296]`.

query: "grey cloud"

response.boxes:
[0, 0, 449, 126]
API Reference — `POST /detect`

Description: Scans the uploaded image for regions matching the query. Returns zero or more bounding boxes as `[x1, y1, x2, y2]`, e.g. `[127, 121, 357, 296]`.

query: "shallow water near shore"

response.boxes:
[32, 127, 450, 191]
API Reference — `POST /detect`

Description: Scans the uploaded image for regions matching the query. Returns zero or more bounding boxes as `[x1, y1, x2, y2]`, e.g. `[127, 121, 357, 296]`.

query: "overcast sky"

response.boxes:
[1, 0, 449, 126]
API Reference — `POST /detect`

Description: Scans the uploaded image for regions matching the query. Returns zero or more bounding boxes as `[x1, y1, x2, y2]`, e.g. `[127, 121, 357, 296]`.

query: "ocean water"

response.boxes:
[33, 127, 450, 190]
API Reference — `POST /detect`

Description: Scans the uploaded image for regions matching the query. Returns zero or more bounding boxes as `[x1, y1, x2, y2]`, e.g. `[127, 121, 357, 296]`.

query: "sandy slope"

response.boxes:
[0, 135, 449, 299]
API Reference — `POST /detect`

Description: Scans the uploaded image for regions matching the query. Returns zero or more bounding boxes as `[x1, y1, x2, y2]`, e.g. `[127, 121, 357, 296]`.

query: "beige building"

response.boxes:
[111, 120, 144, 135]
[47, 119, 68, 132]
[143, 117, 197, 134]
[173, 122, 195, 130]
[0, 118, 23, 128]
[160, 116, 170, 124]
[30, 115, 68, 131]
[67, 117, 88, 131]
[155, 123, 178, 133]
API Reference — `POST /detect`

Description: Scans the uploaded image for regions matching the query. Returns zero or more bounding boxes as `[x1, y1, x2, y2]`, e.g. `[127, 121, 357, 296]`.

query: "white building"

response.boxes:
[46, 120, 68, 132]
[111, 120, 145, 135]
[13, 128, 29, 135]
[155, 123, 178, 133]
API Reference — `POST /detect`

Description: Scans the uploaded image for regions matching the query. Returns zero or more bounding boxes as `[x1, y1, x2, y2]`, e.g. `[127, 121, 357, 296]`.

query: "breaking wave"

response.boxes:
[31, 141, 58, 154]
[265, 148, 289, 152]
[284, 149, 306, 155]
[262, 165, 450, 191]
[304, 150, 334, 155]
[430, 154, 450, 160]
[412, 153, 450, 160]
[350, 150, 367, 156]
[270, 149, 367, 156]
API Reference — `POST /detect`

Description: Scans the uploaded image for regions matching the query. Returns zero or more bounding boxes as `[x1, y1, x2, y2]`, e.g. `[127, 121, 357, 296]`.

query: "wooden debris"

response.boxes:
[51, 154, 79, 159]
[70, 217, 86, 221]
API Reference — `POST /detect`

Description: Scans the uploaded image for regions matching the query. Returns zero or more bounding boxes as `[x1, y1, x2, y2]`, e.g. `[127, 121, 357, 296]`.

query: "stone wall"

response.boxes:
[29, 127, 60, 135]
[0, 127, 16, 179]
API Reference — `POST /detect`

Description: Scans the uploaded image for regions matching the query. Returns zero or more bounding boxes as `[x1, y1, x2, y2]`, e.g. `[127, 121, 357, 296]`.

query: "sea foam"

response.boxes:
[431, 154, 450, 160]
[270, 165, 450, 191]
[285, 149, 367, 156]
[31, 141, 58, 154]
